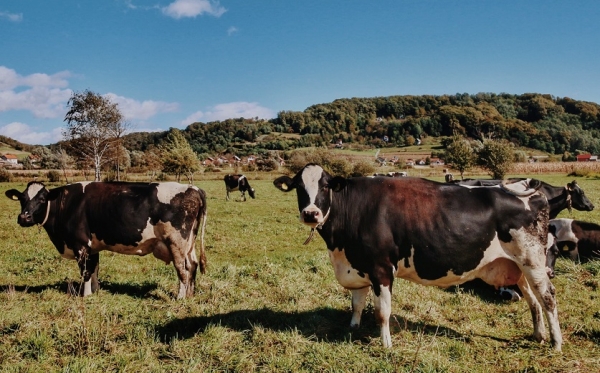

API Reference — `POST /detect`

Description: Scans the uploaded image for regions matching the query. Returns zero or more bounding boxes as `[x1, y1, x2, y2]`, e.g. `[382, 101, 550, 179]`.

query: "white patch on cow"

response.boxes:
[300, 165, 325, 224]
[375, 284, 393, 348]
[83, 279, 93, 296]
[551, 218, 577, 243]
[26, 183, 44, 200]
[395, 233, 516, 288]
[156, 182, 189, 204]
[77, 181, 93, 192]
[88, 219, 187, 266]
[329, 248, 371, 289]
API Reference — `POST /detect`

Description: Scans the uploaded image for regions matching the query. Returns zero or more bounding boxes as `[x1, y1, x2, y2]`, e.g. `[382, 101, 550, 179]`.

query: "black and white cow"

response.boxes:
[274, 164, 562, 350]
[452, 179, 594, 219]
[548, 218, 600, 263]
[224, 174, 255, 201]
[5, 181, 207, 299]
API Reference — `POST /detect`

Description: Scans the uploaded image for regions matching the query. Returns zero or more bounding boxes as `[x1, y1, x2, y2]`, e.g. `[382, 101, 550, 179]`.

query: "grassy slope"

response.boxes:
[0, 175, 598, 372]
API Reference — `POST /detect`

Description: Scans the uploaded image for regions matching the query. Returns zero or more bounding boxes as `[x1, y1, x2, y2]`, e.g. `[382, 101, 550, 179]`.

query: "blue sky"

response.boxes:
[1, 1, 599, 145]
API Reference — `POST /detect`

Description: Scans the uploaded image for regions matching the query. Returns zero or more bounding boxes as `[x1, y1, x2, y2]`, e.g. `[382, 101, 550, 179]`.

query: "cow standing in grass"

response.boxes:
[224, 174, 255, 201]
[5, 181, 207, 299]
[274, 164, 562, 350]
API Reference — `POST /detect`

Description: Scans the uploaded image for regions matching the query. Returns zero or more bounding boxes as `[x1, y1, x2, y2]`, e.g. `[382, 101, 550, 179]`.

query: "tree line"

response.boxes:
[6, 91, 600, 182]
[122, 92, 600, 158]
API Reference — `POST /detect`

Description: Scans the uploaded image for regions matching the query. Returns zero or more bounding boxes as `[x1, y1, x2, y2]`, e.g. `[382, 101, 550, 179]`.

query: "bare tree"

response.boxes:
[55, 147, 74, 183]
[63, 90, 129, 181]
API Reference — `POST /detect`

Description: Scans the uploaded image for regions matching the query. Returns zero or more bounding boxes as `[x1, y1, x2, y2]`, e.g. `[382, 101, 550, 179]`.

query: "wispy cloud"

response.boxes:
[0, 11, 23, 22]
[182, 102, 276, 125]
[0, 122, 62, 145]
[0, 67, 72, 118]
[227, 26, 238, 36]
[162, 0, 226, 19]
[105, 93, 179, 121]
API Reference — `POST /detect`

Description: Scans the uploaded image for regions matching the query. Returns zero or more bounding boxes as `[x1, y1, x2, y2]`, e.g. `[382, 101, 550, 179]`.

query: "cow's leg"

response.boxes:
[185, 245, 199, 297]
[75, 248, 99, 297]
[518, 265, 562, 351]
[516, 275, 545, 342]
[373, 284, 393, 348]
[170, 241, 193, 299]
[241, 191, 246, 201]
[90, 253, 100, 293]
[350, 287, 370, 328]
[226, 190, 230, 201]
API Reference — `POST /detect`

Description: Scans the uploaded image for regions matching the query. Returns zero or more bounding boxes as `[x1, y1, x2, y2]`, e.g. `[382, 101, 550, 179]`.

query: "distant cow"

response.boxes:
[224, 174, 255, 201]
[444, 173, 454, 183]
[549, 219, 600, 263]
[274, 164, 562, 350]
[5, 181, 207, 299]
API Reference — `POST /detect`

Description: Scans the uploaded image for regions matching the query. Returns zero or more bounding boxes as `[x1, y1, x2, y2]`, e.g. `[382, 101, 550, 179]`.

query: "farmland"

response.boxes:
[0, 172, 599, 372]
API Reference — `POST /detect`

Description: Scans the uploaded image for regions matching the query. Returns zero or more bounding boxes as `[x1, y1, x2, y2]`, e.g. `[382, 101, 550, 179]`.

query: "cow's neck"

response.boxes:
[545, 186, 571, 219]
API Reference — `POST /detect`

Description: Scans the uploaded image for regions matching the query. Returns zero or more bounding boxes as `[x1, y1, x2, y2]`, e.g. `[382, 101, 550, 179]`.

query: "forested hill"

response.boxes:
[125, 92, 599, 157]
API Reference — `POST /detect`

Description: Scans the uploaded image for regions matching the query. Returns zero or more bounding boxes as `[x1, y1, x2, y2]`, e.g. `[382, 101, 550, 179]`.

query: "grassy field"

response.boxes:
[0, 173, 599, 372]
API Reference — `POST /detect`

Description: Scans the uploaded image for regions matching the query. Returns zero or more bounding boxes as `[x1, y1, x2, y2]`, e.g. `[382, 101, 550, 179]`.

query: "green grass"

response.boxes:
[0, 175, 599, 372]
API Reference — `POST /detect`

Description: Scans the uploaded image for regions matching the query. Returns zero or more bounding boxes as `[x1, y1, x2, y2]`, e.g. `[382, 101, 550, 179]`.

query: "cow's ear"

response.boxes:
[5, 189, 22, 201]
[273, 176, 295, 192]
[567, 180, 577, 190]
[328, 176, 348, 192]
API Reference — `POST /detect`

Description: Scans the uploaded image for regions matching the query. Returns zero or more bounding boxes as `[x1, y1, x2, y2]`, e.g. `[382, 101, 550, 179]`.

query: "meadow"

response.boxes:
[0, 171, 599, 372]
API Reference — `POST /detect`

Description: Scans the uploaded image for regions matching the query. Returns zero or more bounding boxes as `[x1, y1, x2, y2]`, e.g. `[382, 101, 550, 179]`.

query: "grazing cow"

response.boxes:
[224, 174, 255, 201]
[548, 219, 600, 263]
[444, 173, 454, 183]
[5, 181, 207, 299]
[453, 179, 594, 219]
[274, 164, 562, 350]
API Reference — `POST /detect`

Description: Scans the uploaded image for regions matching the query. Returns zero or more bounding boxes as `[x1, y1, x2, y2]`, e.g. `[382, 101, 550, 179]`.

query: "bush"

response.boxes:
[0, 168, 13, 182]
[46, 170, 61, 183]
[351, 160, 375, 177]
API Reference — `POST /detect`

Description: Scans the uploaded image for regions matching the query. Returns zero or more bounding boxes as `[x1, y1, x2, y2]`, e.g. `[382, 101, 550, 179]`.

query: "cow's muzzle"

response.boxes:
[17, 213, 35, 227]
[301, 207, 323, 228]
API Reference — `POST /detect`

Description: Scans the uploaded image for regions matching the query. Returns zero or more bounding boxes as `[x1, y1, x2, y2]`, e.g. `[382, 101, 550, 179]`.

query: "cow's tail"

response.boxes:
[197, 188, 208, 274]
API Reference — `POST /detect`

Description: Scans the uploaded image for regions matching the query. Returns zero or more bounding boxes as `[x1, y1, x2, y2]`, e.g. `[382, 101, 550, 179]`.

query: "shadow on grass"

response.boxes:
[155, 307, 474, 345]
[1, 280, 158, 298]
[445, 279, 521, 302]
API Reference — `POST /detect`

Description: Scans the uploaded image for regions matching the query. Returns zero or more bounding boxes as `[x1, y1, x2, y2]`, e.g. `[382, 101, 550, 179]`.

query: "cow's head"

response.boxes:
[5, 181, 54, 227]
[567, 181, 594, 213]
[273, 164, 346, 228]
[247, 186, 256, 199]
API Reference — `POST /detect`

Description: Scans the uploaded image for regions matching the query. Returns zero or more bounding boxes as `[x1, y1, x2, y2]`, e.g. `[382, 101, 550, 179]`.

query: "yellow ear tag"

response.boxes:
[281, 184, 288, 191]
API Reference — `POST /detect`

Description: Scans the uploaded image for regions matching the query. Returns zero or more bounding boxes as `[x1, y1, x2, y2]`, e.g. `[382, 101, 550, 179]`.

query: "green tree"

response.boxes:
[63, 90, 126, 181]
[161, 129, 200, 183]
[476, 139, 514, 179]
[444, 135, 476, 180]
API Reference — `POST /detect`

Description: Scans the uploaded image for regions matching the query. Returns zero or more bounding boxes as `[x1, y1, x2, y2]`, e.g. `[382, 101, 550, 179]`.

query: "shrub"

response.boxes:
[46, 170, 61, 183]
[0, 168, 13, 182]
[351, 160, 375, 177]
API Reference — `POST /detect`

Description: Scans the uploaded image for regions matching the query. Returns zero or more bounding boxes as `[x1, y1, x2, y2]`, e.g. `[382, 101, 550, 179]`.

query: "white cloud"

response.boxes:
[182, 102, 276, 125]
[0, 11, 23, 22]
[0, 66, 72, 118]
[0, 122, 62, 145]
[0, 66, 70, 91]
[227, 26, 238, 36]
[104, 93, 179, 120]
[162, 0, 226, 19]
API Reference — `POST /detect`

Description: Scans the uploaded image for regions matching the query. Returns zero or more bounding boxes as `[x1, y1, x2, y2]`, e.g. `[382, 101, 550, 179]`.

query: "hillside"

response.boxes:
[121, 93, 600, 158]
[4, 93, 600, 161]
